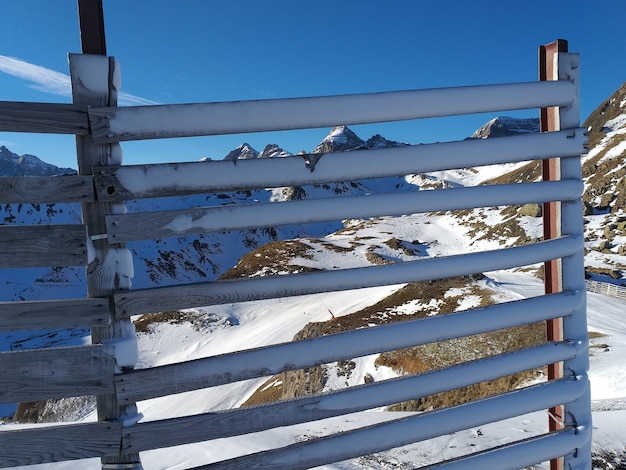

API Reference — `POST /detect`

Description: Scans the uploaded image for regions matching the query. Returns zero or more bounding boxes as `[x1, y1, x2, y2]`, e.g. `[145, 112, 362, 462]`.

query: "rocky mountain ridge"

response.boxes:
[3, 83, 625, 302]
[470, 116, 539, 139]
[0, 145, 75, 177]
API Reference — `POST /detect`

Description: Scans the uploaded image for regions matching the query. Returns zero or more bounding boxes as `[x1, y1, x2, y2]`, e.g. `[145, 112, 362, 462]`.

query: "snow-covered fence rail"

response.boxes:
[94, 129, 583, 201]
[116, 291, 581, 405]
[106, 180, 583, 243]
[115, 238, 580, 317]
[0, 43, 590, 470]
[586, 279, 626, 299]
[87, 80, 575, 143]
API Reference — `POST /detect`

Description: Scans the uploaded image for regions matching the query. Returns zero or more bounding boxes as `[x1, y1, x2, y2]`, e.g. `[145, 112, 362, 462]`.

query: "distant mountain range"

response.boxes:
[1, 81, 625, 299]
[0, 145, 75, 177]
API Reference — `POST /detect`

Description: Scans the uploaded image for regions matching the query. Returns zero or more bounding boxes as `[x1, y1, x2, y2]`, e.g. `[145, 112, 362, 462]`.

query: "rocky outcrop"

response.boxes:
[470, 116, 539, 139]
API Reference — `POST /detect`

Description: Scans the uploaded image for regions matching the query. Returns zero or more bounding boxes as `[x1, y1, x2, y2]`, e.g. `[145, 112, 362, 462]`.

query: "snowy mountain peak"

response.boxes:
[0, 145, 75, 176]
[313, 126, 367, 154]
[471, 116, 540, 139]
[223, 143, 259, 161]
[365, 133, 409, 149]
[258, 144, 292, 159]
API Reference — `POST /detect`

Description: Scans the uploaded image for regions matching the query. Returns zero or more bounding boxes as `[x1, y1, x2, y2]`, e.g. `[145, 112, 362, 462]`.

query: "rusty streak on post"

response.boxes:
[539, 38, 568, 470]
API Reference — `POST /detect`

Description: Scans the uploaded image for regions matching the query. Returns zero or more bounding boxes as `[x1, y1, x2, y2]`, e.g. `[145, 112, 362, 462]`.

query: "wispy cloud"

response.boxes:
[0, 55, 158, 106]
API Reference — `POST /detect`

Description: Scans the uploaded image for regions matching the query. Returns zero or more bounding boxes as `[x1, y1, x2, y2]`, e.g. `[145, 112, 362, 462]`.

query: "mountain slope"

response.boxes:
[581, 82, 626, 281]
[4, 93, 626, 466]
[470, 116, 539, 139]
[0, 146, 75, 176]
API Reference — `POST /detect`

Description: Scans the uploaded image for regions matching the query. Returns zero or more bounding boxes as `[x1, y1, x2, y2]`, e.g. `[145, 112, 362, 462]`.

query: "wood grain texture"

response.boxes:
[70, 53, 143, 468]
[0, 175, 95, 203]
[0, 344, 115, 404]
[0, 224, 87, 268]
[105, 180, 580, 243]
[115, 290, 578, 405]
[114, 236, 579, 318]
[0, 421, 121, 468]
[183, 380, 582, 470]
[122, 341, 575, 453]
[88, 81, 575, 144]
[0, 101, 89, 135]
[0, 297, 110, 331]
[92, 129, 587, 203]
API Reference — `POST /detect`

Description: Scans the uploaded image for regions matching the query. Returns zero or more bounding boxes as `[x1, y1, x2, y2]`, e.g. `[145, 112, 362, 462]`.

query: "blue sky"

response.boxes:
[1, 0, 625, 169]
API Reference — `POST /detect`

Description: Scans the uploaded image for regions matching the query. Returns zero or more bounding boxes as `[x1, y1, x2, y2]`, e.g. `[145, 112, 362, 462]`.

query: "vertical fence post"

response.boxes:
[73, 2, 142, 468]
[539, 39, 567, 470]
[77, 0, 107, 55]
[540, 39, 591, 469]
[556, 51, 592, 469]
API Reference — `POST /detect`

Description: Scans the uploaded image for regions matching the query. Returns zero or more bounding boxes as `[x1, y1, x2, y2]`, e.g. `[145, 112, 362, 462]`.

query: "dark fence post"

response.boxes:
[539, 38, 569, 470]
[77, 0, 107, 55]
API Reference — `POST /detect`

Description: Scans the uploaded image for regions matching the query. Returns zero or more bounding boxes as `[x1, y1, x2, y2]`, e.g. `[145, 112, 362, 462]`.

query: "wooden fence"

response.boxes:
[0, 45, 591, 469]
[586, 280, 626, 300]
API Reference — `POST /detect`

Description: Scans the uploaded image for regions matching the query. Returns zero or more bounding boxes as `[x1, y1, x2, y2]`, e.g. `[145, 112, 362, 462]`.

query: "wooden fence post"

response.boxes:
[69, 54, 142, 469]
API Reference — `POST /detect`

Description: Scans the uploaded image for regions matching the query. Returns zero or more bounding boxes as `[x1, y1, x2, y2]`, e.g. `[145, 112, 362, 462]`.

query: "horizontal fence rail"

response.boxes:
[0, 101, 89, 135]
[0, 224, 87, 268]
[115, 291, 583, 405]
[93, 129, 587, 201]
[0, 421, 122, 468]
[0, 175, 95, 204]
[88, 80, 576, 143]
[114, 236, 581, 317]
[426, 426, 590, 470]
[123, 341, 577, 453]
[0, 345, 114, 404]
[106, 179, 583, 243]
[191, 378, 587, 470]
[0, 298, 110, 331]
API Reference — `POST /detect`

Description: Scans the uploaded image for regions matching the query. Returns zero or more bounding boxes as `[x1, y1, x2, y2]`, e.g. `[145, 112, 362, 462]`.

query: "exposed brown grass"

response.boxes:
[133, 309, 222, 333]
[241, 377, 284, 407]
[218, 239, 319, 280]
[482, 161, 542, 185]
[588, 330, 608, 339]
[377, 322, 546, 411]
[304, 275, 490, 335]
[241, 275, 510, 409]
[134, 310, 195, 333]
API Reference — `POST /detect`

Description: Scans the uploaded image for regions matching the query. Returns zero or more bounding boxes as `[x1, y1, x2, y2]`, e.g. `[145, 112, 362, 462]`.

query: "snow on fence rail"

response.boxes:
[0, 47, 591, 470]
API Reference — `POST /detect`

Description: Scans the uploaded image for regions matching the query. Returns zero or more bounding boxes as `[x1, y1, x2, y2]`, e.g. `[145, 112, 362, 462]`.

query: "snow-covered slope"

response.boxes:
[3, 82, 626, 467]
[5, 209, 626, 469]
